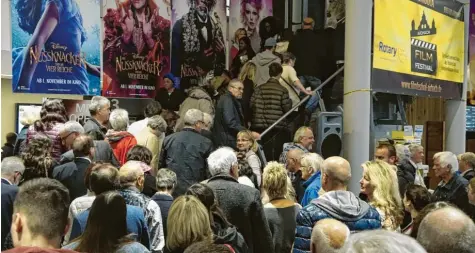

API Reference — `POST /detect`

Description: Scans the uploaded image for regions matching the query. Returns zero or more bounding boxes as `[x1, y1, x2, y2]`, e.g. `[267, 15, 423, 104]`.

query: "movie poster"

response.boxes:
[468, 0, 475, 105]
[171, 0, 227, 90]
[11, 0, 101, 95]
[324, 0, 345, 29]
[102, 0, 172, 98]
[228, 0, 273, 59]
[372, 0, 464, 99]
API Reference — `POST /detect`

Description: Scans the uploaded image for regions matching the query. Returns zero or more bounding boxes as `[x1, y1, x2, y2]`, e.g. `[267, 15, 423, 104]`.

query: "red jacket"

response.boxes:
[105, 131, 137, 166]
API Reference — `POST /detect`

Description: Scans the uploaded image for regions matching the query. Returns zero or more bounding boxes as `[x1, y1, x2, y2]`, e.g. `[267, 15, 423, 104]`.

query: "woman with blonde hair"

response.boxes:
[165, 195, 213, 253]
[236, 130, 262, 186]
[300, 153, 325, 207]
[238, 62, 257, 126]
[262, 162, 300, 253]
[360, 160, 404, 231]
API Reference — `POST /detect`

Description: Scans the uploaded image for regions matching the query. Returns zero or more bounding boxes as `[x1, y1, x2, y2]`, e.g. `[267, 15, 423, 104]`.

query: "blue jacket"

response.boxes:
[293, 191, 381, 253]
[70, 205, 150, 250]
[301, 171, 321, 207]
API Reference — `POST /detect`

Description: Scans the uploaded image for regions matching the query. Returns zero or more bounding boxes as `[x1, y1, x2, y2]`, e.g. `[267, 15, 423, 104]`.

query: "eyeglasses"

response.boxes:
[230, 86, 244, 91]
[60, 132, 75, 141]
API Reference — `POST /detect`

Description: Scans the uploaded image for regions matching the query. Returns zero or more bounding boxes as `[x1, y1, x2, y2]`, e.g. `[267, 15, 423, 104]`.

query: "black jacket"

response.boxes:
[293, 170, 305, 203]
[288, 29, 321, 77]
[1, 144, 14, 160]
[59, 140, 120, 167]
[250, 78, 292, 130]
[241, 78, 255, 127]
[151, 193, 173, 238]
[1, 179, 17, 247]
[212, 214, 249, 253]
[52, 158, 91, 200]
[83, 118, 107, 141]
[433, 174, 470, 214]
[155, 88, 186, 112]
[213, 91, 246, 149]
[143, 173, 158, 198]
[160, 128, 213, 197]
[462, 169, 475, 181]
[397, 159, 416, 197]
[207, 174, 274, 253]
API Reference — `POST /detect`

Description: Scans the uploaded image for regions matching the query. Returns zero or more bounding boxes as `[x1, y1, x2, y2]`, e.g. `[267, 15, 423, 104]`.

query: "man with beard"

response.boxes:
[171, 0, 226, 90]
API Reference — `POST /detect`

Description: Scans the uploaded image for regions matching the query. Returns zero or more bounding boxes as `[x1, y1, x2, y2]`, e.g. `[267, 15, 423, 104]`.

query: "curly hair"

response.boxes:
[236, 152, 259, 189]
[34, 99, 67, 132]
[187, 0, 217, 9]
[21, 136, 55, 183]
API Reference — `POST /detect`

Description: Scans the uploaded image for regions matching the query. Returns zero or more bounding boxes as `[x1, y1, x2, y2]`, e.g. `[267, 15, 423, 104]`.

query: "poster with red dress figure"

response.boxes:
[102, 0, 172, 98]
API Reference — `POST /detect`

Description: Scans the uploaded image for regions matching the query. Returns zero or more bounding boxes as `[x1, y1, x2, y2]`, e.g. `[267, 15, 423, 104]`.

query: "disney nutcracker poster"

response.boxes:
[11, 0, 101, 95]
[102, 0, 172, 98]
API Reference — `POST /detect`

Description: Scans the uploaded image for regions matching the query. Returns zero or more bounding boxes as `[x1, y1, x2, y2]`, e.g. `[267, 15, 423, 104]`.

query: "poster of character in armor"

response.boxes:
[11, 0, 101, 95]
[102, 0, 172, 98]
[171, 0, 226, 91]
[229, 0, 272, 58]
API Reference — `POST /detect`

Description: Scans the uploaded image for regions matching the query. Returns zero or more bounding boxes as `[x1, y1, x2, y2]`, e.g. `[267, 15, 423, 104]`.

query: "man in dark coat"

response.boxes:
[213, 79, 259, 149]
[1, 157, 25, 246]
[458, 152, 475, 181]
[53, 135, 94, 200]
[160, 109, 213, 197]
[1, 133, 17, 160]
[83, 96, 110, 141]
[250, 62, 292, 161]
[59, 121, 119, 167]
[206, 147, 274, 253]
[432, 152, 471, 215]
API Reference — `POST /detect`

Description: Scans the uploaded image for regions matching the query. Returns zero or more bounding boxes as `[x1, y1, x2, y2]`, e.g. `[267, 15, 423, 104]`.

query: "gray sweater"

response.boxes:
[264, 203, 301, 253]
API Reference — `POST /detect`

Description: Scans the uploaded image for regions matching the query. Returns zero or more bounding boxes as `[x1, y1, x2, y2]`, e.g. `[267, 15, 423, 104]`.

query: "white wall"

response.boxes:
[1, 0, 12, 77]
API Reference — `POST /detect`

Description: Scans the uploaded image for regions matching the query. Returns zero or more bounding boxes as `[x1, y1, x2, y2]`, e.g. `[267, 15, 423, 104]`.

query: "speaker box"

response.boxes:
[314, 111, 343, 158]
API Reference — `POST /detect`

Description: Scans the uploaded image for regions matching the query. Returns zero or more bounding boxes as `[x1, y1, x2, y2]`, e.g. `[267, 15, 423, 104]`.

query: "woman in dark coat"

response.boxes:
[237, 62, 257, 127]
[231, 36, 256, 78]
[155, 73, 186, 112]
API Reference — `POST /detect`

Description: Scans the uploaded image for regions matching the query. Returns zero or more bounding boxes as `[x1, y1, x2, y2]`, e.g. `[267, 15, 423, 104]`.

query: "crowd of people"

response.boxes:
[2, 17, 475, 253]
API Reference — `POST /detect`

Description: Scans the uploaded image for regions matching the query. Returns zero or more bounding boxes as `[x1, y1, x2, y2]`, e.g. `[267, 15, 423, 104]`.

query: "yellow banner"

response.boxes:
[373, 0, 464, 84]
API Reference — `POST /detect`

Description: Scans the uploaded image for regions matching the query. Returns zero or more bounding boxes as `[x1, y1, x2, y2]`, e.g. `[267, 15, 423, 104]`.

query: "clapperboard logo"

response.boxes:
[411, 38, 437, 75]
[410, 11, 437, 75]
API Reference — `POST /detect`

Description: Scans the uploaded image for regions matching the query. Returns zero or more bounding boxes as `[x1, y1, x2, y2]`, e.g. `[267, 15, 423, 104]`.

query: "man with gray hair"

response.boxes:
[458, 152, 475, 181]
[59, 121, 119, 167]
[310, 219, 349, 253]
[213, 79, 259, 149]
[151, 169, 177, 238]
[136, 115, 168, 171]
[207, 147, 273, 253]
[160, 109, 213, 197]
[200, 112, 216, 146]
[118, 161, 165, 253]
[294, 157, 381, 253]
[432, 151, 470, 214]
[106, 109, 137, 165]
[344, 230, 427, 253]
[417, 206, 475, 253]
[1, 157, 25, 246]
[84, 96, 110, 140]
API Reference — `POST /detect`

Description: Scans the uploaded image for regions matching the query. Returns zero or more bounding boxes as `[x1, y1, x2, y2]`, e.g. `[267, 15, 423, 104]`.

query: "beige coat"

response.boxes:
[135, 127, 164, 171]
[175, 87, 215, 131]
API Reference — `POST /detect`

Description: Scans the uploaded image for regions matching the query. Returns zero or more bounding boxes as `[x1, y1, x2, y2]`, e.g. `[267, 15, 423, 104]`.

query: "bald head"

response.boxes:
[119, 161, 145, 189]
[286, 149, 305, 173]
[321, 157, 351, 191]
[311, 219, 349, 253]
[417, 207, 475, 253]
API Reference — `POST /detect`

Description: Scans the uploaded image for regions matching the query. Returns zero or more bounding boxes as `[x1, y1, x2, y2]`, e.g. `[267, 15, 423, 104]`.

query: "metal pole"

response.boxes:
[445, 2, 468, 154]
[260, 66, 344, 138]
[343, 0, 373, 194]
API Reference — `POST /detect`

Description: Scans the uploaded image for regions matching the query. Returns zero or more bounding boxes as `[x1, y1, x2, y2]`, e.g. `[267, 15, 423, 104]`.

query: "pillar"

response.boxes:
[445, 2, 469, 155]
[343, 0, 373, 193]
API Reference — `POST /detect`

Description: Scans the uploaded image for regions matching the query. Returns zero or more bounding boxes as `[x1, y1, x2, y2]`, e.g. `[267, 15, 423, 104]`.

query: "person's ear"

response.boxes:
[11, 213, 23, 240]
